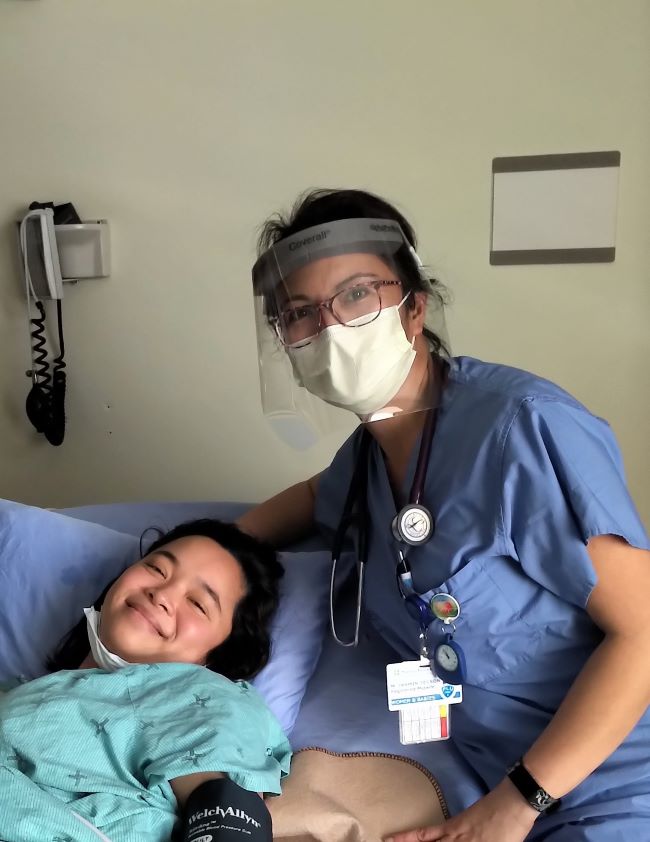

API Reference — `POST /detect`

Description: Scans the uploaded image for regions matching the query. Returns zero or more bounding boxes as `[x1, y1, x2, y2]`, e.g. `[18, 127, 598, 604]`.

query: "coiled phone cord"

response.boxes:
[21, 211, 67, 446]
[28, 301, 51, 394]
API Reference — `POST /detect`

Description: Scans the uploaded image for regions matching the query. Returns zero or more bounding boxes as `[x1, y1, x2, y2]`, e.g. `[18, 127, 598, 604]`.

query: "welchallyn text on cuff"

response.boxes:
[182, 777, 272, 842]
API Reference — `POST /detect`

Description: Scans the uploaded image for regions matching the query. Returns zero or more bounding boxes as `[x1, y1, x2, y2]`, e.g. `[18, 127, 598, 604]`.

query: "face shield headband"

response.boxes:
[252, 218, 420, 303]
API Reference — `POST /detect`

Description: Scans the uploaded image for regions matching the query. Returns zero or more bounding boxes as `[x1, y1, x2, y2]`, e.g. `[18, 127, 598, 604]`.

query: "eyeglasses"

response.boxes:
[273, 279, 402, 348]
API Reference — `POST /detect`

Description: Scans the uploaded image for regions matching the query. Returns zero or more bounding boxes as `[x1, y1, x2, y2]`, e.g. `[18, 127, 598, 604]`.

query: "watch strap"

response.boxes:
[507, 759, 561, 814]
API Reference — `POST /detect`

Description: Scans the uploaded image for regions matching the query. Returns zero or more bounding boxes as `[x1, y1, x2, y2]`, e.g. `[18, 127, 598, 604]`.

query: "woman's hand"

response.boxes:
[385, 778, 538, 842]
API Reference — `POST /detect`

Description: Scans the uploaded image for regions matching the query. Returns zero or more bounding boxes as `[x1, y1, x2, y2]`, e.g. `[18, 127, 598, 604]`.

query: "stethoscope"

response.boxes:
[329, 388, 467, 685]
[330, 402, 438, 644]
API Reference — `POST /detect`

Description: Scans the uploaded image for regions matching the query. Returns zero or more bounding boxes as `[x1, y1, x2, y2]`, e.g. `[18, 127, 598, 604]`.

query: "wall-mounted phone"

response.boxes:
[19, 206, 67, 446]
[17, 200, 111, 446]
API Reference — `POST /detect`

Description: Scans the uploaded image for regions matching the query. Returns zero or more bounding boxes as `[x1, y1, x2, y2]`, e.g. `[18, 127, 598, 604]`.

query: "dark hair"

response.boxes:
[257, 187, 448, 355]
[47, 519, 284, 681]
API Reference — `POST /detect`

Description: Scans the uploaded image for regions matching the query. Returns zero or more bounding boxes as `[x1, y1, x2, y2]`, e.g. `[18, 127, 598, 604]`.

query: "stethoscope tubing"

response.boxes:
[329, 405, 437, 646]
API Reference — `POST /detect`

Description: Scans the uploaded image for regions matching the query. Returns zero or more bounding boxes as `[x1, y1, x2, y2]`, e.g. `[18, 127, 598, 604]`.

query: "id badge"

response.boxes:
[386, 660, 462, 744]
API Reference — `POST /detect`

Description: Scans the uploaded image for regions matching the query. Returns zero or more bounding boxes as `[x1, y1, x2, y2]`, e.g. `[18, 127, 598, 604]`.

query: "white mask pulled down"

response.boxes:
[286, 298, 416, 418]
[84, 606, 133, 672]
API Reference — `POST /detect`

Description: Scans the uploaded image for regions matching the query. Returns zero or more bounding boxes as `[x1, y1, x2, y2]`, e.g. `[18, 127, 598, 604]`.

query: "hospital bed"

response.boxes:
[1, 498, 483, 840]
[64, 502, 484, 828]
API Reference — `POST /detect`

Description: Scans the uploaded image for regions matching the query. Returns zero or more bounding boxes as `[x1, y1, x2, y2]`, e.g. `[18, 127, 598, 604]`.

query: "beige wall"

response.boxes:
[0, 0, 648, 524]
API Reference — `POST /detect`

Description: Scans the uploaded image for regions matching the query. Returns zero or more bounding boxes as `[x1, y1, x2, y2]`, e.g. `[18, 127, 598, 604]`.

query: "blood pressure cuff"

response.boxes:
[182, 777, 272, 842]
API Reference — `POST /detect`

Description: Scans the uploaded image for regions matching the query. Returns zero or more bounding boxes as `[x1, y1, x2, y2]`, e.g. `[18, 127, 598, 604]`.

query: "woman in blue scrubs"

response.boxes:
[239, 188, 650, 841]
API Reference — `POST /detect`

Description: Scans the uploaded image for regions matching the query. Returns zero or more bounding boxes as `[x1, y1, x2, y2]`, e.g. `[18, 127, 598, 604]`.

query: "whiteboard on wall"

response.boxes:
[490, 151, 620, 265]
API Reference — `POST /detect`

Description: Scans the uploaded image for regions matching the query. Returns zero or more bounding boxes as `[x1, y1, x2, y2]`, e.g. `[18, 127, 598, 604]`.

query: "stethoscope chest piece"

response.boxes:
[392, 504, 434, 546]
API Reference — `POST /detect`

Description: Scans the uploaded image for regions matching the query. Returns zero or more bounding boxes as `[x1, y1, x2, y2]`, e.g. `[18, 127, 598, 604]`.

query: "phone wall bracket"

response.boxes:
[55, 220, 111, 281]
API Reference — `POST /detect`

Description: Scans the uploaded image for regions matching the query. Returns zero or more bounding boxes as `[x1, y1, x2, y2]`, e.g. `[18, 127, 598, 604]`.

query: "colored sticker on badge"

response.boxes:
[429, 593, 461, 622]
[440, 705, 449, 739]
[432, 683, 462, 703]
[398, 702, 451, 744]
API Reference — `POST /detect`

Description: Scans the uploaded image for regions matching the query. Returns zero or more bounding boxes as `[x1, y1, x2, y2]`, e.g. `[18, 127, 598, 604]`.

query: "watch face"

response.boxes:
[533, 791, 553, 810]
[435, 643, 459, 672]
[400, 506, 432, 543]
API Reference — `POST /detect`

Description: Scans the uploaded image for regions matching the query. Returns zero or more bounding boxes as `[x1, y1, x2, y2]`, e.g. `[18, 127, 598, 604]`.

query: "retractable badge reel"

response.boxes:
[428, 594, 467, 686]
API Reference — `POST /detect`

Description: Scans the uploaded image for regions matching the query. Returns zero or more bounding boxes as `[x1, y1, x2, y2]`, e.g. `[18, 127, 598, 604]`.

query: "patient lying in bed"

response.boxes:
[0, 519, 291, 842]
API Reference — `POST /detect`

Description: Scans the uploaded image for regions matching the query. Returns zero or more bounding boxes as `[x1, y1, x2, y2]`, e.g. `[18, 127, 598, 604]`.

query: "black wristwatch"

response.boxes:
[506, 759, 561, 814]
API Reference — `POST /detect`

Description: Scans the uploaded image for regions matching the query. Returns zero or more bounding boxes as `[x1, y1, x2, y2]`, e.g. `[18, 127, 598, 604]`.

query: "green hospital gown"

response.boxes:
[0, 663, 291, 842]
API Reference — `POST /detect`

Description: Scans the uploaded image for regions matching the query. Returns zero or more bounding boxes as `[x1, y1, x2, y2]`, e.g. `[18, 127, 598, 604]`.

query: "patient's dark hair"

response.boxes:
[47, 519, 284, 681]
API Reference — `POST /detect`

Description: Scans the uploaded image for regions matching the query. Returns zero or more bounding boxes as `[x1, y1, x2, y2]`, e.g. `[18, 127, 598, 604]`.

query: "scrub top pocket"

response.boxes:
[425, 555, 544, 688]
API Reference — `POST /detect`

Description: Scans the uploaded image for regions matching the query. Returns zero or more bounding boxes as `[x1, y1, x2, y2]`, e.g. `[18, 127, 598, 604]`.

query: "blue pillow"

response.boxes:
[0, 499, 331, 734]
[253, 549, 331, 732]
[0, 499, 139, 683]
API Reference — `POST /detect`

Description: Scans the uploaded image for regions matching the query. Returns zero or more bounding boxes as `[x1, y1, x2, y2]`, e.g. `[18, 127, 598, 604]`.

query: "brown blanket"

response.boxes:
[269, 749, 448, 842]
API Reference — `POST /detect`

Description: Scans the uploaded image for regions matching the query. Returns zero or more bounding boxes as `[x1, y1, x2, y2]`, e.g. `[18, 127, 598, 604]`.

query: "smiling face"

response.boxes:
[98, 536, 247, 666]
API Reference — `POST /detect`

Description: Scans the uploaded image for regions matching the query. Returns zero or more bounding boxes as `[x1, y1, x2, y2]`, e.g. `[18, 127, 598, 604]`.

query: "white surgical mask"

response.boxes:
[287, 298, 416, 417]
[84, 606, 133, 672]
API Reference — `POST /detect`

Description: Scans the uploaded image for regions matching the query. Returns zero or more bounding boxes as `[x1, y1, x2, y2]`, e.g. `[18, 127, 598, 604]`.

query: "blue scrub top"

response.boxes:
[316, 357, 650, 840]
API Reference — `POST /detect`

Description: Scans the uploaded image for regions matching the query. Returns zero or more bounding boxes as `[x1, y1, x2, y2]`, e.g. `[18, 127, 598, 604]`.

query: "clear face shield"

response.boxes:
[252, 218, 448, 448]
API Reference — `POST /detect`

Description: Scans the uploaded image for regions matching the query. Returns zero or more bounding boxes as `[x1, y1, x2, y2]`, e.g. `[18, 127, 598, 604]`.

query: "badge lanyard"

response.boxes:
[390, 399, 468, 687]
[386, 401, 467, 743]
